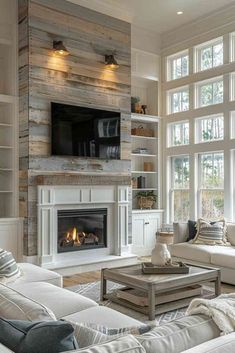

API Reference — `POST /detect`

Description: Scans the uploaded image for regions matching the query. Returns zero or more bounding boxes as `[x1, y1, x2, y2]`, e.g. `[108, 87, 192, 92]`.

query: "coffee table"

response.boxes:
[100, 263, 221, 320]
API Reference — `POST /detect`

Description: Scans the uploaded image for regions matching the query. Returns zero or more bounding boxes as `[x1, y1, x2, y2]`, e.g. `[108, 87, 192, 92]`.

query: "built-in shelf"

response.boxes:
[132, 188, 158, 191]
[0, 191, 13, 193]
[132, 171, 157, 174]
[0, 94, 15, 104]
[0, 168, 13, 171]
[0, 123, 12, 127]
[131, 153, 156, 157]
[131, 113, 160, 122]
[0, 146, 13, 149]
[131, 135, 157, 140]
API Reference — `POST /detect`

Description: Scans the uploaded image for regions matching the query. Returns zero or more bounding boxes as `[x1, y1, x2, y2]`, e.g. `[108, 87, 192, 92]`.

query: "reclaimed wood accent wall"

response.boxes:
[19, 0, 131, 256]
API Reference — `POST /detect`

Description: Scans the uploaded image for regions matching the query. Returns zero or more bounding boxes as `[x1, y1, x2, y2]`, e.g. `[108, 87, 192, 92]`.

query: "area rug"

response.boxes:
[68, 281, 212, 325]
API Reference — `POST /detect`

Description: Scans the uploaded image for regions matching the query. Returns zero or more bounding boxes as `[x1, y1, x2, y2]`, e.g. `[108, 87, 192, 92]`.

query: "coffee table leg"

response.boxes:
[100, 269, 107, 301]
[215, 272, 221, 296]
[148, 285, 155, 320]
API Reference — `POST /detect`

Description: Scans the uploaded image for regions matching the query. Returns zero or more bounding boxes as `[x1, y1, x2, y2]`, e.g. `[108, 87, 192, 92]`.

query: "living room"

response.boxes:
[1, 0, 235, 352]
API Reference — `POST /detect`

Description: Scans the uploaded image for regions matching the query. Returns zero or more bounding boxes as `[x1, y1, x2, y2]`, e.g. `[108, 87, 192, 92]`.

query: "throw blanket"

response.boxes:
[186, 294, 235, 335]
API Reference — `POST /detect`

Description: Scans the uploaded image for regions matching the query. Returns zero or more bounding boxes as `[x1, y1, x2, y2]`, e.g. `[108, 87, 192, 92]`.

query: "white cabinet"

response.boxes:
[132, 211, 163, 256]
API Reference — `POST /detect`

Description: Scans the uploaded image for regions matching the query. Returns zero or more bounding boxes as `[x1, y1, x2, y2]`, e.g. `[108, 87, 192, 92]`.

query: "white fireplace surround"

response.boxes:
[37, 185, 136, 272]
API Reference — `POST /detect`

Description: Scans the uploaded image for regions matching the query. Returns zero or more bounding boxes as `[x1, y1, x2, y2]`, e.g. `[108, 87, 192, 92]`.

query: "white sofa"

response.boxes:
[0, 263, 235, 353]
[170, 222, 235, 285]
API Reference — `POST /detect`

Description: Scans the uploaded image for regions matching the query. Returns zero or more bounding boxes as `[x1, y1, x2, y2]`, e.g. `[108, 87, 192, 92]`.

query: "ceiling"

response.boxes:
[68, 0, 235, 34]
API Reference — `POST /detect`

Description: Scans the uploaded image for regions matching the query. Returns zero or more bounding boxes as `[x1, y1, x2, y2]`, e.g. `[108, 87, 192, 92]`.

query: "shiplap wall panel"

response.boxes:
[19, 0, 131, 256]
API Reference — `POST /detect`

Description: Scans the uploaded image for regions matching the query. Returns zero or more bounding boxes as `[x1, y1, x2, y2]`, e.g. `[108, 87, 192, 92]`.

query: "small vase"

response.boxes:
[151, 243, 171, 266]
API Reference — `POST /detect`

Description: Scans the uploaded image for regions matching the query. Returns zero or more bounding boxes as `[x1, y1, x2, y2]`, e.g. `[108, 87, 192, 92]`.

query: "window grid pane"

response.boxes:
[169, 122, 189, 146]
[173, 190, 190, 222]
[199, 80, 223, 107]
[170, 88, 189, 113]
[200, 152, 224, 189]
[196, 115, 224, 143]
[198, 38, 223, 72]
[200, 190, 224, 219]
[172, 156, 190, 189]
[168, 52, 189, 81]
[231, 111, 235, 139]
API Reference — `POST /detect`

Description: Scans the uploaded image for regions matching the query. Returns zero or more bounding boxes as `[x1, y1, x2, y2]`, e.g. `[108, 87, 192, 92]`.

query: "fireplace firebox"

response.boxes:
[57, 208, 107, 253]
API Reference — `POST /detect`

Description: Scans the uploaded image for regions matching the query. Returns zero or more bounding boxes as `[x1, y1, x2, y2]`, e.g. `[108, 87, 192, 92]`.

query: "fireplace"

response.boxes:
[57, 208, 107, 253]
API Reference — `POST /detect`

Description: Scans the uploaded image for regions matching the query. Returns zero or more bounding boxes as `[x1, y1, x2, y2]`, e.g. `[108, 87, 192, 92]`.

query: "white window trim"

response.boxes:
[167, 120, 189, 147]
[230, 32, 235, 62]
[198, 151, 224, 218]
[169, 155, 190, 222]
[195, 114, 224, 144]
[230, 72, 235, 101]
[167, 49, 189, 81]
[195, 36, 223, 73]
[195, 76, 223, 108]
[167, 85, 189, 115]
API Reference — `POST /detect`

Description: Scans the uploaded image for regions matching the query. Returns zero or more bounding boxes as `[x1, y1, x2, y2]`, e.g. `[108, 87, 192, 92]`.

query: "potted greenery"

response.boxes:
[135, 191, 157, 209]
[131, 96, 141, 113]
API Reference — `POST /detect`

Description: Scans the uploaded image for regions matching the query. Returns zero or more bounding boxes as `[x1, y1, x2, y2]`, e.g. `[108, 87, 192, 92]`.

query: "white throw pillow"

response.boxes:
[0, 283, 56, 321]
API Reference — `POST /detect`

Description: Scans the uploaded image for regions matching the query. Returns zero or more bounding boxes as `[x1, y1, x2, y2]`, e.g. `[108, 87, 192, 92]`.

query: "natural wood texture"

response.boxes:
[18, 0, 131, 255]
[101, 264, 221, 319]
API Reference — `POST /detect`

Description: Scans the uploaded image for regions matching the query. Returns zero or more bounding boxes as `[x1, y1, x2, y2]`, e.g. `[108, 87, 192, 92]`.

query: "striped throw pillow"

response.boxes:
[0, 249, 21, 283]
[193, 219, 227, 245]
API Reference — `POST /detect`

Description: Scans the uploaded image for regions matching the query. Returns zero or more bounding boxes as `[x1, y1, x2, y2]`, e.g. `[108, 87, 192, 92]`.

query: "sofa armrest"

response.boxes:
[181, 332, 235, 353]
[173, 222, 189, 243]
[0, 343, 14, 353]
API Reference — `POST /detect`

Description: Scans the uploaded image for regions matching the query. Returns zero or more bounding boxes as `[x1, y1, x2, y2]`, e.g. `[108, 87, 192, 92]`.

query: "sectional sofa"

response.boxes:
[0, 263, 235, 353]
[171, 222, 235, 285]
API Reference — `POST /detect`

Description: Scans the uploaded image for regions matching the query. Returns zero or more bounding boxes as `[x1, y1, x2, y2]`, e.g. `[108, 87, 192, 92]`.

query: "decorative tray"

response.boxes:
[142, 261, 189, 274]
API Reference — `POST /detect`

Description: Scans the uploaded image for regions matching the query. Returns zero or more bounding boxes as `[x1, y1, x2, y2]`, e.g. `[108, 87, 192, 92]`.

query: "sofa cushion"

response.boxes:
[211, 246, 235, 269]
[226, 223, 235, 246]
[12, 282, 98, 319]
[9, 263, 63, 288]
[63, 306, 142, 328]
[181, 332, 235, 353]
[188, 220, 197, 241]
[64, 334, 146, 353]
[136, 315, 220, 353]
[170, 243, 220, 263]
[0, 249, 21, 284]
[0, 318, 78, 353]
[173, 223, 189, 244]
[0, 283, 56, 321]
[0, 343, 14, 353]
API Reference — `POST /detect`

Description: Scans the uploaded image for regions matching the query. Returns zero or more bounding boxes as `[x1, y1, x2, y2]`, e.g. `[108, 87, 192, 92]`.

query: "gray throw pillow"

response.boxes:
[0, 318, 78, 353]
[0, 249, 21, 283]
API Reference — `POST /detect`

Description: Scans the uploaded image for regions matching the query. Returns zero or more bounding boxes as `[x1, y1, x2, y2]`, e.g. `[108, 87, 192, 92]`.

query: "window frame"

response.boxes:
[170, 155, 190, 222]
[230, 32, 235, 62]
[195, 36, 223, 72]
[167, 120, 189, 147]
[167, 50, 189, 81]
[195, 114, 224, 144]
[198, 151, 224, 218]
[167, 85, 189, 114]
[231, 111, 235, 139]
[195, 76, 224, 108]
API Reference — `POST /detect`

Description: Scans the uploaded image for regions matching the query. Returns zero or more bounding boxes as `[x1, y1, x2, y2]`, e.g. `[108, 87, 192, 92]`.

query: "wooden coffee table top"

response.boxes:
[102, 263, 220, 291]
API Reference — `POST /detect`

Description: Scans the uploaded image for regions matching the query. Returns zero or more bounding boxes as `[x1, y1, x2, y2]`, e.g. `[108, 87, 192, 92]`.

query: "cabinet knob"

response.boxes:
[145, 222, 149, 225]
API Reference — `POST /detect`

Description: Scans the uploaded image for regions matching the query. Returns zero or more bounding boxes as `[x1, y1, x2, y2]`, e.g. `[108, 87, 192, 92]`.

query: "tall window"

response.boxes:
[197, 78, 223, 107]
[167, 51, 189, 81]
[230, 32, 235, 62]
[195, 114, 224, 143]
[231, 111, 235, 139]
[170, 155, 190, 221]
[199, 152, 224, 219]
[196, 37, 223, 72]
[230, 73, 235, 101]
[168, 121, 189, 147]
[168, 87, 189, 114]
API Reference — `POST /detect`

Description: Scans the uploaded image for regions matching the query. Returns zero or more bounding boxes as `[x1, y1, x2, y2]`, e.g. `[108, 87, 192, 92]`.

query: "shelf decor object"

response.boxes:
[135, 191, 157, 209]
[131, 125, 154, 137]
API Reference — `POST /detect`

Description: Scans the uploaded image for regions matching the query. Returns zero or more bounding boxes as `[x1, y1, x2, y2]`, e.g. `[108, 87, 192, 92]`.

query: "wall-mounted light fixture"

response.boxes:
[105, 54, 119, 69]
[53, 40, 69, 56]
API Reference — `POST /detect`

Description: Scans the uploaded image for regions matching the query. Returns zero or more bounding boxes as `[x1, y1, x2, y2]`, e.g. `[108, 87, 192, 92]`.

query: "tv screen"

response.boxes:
[51, 102, 121, 159]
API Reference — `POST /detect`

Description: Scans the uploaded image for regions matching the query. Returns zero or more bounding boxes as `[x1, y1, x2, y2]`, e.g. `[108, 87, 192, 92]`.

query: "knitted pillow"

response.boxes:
[0, 249, 21, 283]
[193, 219, 227, 245]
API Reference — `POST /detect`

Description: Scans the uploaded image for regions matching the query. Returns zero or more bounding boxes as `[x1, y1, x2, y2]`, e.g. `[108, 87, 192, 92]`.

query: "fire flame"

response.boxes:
[66, 227, 81, 245]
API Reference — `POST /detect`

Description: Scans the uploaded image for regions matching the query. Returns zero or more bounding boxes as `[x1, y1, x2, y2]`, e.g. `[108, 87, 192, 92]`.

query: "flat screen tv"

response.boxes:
[51, 102, 121, 159]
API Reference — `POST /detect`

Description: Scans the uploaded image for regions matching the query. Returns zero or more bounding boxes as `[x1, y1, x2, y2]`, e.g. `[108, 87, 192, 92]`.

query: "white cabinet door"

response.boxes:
[132, 212, 162, 256]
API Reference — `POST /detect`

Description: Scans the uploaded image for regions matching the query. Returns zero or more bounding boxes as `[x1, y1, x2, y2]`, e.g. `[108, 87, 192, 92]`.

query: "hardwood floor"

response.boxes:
[63, 270, 235, 293]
